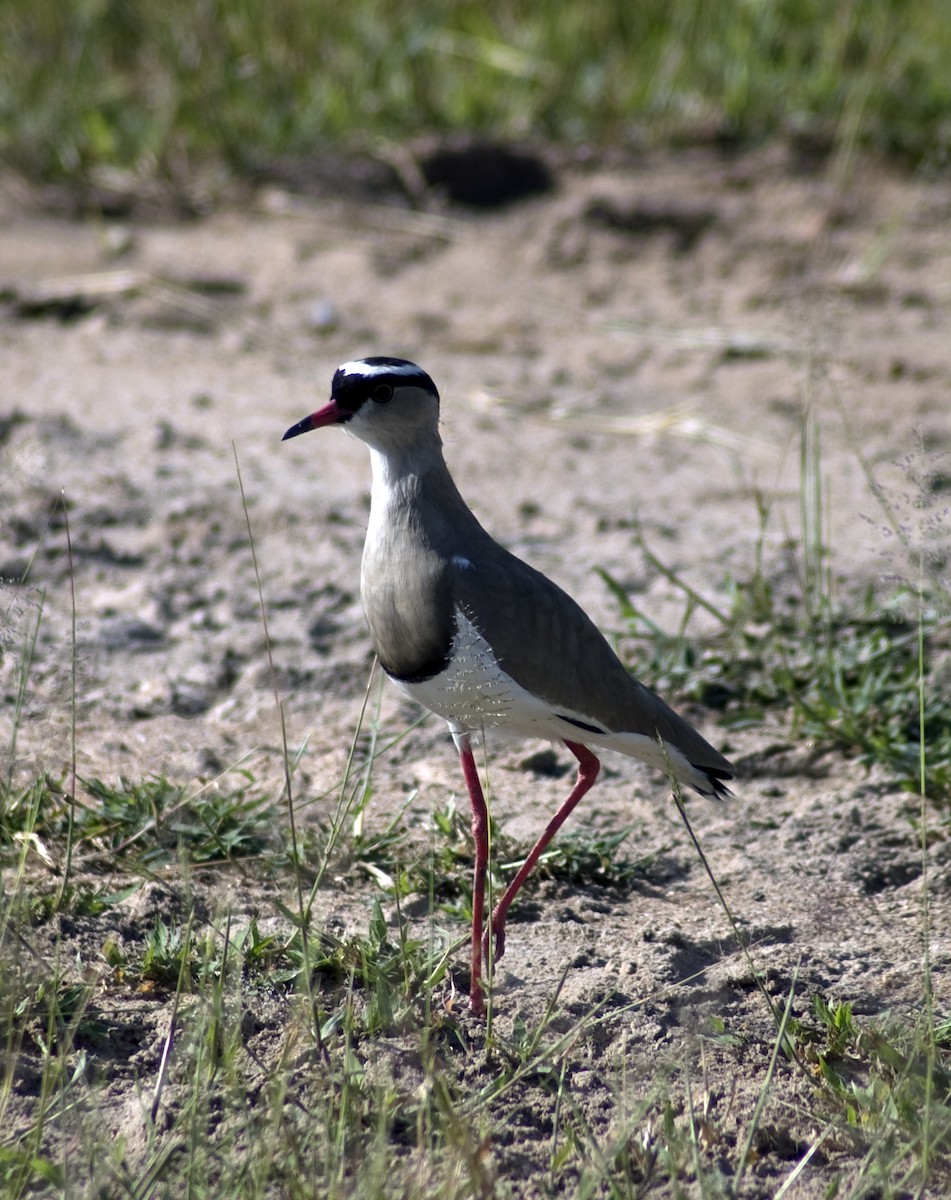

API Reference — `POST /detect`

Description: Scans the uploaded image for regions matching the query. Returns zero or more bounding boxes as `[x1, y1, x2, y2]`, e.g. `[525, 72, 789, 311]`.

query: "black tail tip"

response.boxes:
[697, 766, 734, 801]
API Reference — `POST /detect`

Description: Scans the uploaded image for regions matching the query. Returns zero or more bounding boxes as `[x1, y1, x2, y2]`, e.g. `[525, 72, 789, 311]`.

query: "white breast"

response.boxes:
[395, 608, 565, 740]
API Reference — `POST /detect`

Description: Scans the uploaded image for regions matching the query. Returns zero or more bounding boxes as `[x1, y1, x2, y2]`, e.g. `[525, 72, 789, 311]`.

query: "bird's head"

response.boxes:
[283, 357, 440, 454]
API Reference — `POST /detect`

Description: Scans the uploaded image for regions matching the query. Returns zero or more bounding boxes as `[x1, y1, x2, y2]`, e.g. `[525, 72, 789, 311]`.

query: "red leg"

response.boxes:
[458, 736, 488, 1016]
[486, 741, 600, 963]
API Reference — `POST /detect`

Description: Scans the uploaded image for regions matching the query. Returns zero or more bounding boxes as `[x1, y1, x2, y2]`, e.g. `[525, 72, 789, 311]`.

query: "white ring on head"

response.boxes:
[338, 360, 424, 378]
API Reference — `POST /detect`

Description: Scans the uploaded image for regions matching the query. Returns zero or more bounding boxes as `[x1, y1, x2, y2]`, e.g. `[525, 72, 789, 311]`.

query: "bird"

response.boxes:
[284, 357, 733, 1016]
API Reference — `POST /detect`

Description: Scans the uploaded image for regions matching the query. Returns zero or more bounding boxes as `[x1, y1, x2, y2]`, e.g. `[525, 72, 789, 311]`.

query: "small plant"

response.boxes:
[0, 774, 61, 852]
[515, 824, 643, 890]
[798, 993, 951, 1192]
[78, 772, 278, 863]
[601, 488, 951, 799]
[2, 771, 279, 871]
[139, 917, 196, 989]
[274, 899, 453, 1034]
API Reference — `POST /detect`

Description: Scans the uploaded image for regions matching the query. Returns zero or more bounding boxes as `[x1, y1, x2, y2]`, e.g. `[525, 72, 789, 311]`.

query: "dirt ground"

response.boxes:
[2, 143, 950, 1196]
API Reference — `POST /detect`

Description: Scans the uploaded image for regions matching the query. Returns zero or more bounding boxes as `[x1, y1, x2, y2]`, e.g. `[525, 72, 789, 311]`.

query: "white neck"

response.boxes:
[365, 445, 427, 552]
[367, 440, 444, 492]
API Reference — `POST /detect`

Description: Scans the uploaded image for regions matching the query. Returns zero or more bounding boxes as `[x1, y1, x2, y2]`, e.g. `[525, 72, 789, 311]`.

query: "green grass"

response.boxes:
[0, 772, 279, 874]
[603, 557, 951, 798]
[599, 411, 951, 802]
[786, 995, 951, 1190]
[3, 660, 949, 1197]
[4, 790, 947, 1200]
[2, 776, 949, 1197]
[1, 0, 950, 187]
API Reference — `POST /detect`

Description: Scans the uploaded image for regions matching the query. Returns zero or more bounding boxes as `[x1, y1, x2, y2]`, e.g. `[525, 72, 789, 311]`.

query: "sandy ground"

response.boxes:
[2, 143, 950, 1195]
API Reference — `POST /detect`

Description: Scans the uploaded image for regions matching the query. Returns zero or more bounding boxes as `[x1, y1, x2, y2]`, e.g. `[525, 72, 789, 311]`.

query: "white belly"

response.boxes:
[394, 609, 563, 740]
[393, 607, 708, 792]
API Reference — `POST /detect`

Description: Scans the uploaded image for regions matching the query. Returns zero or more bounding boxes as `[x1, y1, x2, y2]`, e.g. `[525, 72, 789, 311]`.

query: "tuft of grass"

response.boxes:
[79, 772, 279, 863]
[1, 771, 280, 874]
[600, 411, 951, 800]
[781, 994, 951, 1194]
[326, 791, 646, 941]
[1, 0, 950, 187]
[501, 823, 645, 891]
[138, 915, 197, 989]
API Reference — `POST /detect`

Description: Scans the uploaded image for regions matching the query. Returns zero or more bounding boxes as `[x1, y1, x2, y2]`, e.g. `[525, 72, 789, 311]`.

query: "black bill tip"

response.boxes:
[282, 416, 315, 441]
[282, 399, 347, 441]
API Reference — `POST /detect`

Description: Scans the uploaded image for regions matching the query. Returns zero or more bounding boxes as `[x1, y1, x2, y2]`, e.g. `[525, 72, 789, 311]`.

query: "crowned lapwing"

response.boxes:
[284, 357, 733, 1015]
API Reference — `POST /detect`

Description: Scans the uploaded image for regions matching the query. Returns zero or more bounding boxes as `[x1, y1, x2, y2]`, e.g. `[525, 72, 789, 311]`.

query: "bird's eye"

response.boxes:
[371, 383, 394, 404]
